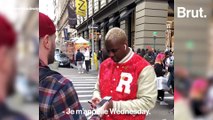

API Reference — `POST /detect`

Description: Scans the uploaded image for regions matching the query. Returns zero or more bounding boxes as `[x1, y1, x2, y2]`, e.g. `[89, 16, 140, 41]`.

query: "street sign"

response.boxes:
[76, 0, 87, 17]
[186, 40, 195, 50]
[152, 31, 158, 49]
[153, 31, 158, 36]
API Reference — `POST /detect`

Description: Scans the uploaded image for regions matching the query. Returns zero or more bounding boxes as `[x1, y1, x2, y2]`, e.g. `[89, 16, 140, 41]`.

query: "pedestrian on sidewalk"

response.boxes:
[140, 48, 146, 58]
[165, 51, 174, 93]
[97, 49, 103, 66]
[0, 14, 29, 120]
[144, 47, 156, 65]
[92, 27, 157, 120]
[154, 53, 168, 105]
[84, 48, 90, 73]
[76, 49, 85, 73]
[136, 48, 141, 54]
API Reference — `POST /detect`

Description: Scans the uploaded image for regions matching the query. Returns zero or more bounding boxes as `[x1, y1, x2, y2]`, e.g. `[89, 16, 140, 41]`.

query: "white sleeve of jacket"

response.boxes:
[93, 75, 101, 99]
[113, 65, 157, 111]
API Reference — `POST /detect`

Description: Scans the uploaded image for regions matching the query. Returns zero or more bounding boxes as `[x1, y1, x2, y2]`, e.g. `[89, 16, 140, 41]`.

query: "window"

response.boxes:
[101, 0, 106, 8]
[94, 0, 99, 13]
[77, 15, 80, 26]
[88, 0, 93, 17]
[108, 0, 112, 3]
[81, 16, 83, 24]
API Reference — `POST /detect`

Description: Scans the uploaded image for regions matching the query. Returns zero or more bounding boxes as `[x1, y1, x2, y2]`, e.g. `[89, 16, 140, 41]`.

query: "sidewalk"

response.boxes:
[70, 63, 99, 76]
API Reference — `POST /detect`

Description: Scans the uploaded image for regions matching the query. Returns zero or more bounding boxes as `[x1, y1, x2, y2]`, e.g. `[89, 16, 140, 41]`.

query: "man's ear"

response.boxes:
[42, 35, 50, 49]
[124, 42, 128, 48]
[124, 41, 128, 46]
[124, 44, 127, 50]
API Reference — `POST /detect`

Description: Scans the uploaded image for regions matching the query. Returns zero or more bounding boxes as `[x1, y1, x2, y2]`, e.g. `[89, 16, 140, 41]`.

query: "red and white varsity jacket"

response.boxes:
[93, 49, 157, 120]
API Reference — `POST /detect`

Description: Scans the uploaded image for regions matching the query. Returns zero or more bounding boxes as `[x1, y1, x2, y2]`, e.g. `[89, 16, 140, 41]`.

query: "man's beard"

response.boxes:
[48, 48, 55, 64]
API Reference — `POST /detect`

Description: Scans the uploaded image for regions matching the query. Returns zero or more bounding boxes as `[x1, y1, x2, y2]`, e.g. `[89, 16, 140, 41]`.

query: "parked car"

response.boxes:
[55, 53, 71, 68]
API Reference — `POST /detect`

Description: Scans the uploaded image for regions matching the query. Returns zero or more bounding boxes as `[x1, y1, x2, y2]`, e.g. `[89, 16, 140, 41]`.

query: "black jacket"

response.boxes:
[76, 52, 85, 61]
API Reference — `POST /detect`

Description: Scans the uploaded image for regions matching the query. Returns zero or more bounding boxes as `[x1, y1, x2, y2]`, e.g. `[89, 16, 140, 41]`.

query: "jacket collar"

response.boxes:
[118, 47, 134, 64]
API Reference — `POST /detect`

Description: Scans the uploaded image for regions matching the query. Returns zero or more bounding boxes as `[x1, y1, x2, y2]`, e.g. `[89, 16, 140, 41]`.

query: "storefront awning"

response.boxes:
[107, 16, 120, 27]
[119, 8, 135, 22]
[100, 21, 109, 29]
[78, 27, 88, 33]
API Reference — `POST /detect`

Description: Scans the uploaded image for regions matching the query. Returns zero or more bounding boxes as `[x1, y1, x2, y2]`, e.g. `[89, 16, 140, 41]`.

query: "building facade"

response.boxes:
[54, 0, 77, 52]
[76, 0, 174, 52]
[55, 0, 174, 52]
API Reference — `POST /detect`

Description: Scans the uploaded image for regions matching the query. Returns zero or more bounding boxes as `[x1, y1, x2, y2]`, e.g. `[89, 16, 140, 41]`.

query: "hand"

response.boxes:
[104, 100, 113, 111]
[95, 100, 113, 117]
[90, 97, 101, 109]
[95, 101, 110, 117]
[88, 102, 110, 119]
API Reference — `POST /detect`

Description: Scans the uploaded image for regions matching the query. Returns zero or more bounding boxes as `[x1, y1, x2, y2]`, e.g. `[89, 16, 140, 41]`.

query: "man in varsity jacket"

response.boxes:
[91, 27, 157, 120]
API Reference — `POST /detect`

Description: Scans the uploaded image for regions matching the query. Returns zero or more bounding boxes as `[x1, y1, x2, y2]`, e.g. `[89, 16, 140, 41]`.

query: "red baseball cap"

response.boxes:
[39, 12, 56, 38]
[0, 14, 16, 47]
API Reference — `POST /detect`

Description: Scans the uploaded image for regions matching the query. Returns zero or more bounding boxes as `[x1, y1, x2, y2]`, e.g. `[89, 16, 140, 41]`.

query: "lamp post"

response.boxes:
[186, 40, 195, 71]
[89, 18, 98, 70]
[152, 31, 158, 50]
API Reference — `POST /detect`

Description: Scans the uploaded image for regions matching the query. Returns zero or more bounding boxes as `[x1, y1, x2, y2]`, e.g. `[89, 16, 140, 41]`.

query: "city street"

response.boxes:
[55, 67, 174, 120]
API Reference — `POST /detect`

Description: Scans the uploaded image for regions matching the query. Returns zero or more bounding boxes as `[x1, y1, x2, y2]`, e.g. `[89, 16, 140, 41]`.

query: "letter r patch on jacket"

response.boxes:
[116, 72, 133, 94]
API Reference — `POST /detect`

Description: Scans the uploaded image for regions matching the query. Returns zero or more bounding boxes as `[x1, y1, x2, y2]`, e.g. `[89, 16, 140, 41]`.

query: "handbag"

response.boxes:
[156, 76, 170, 91]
